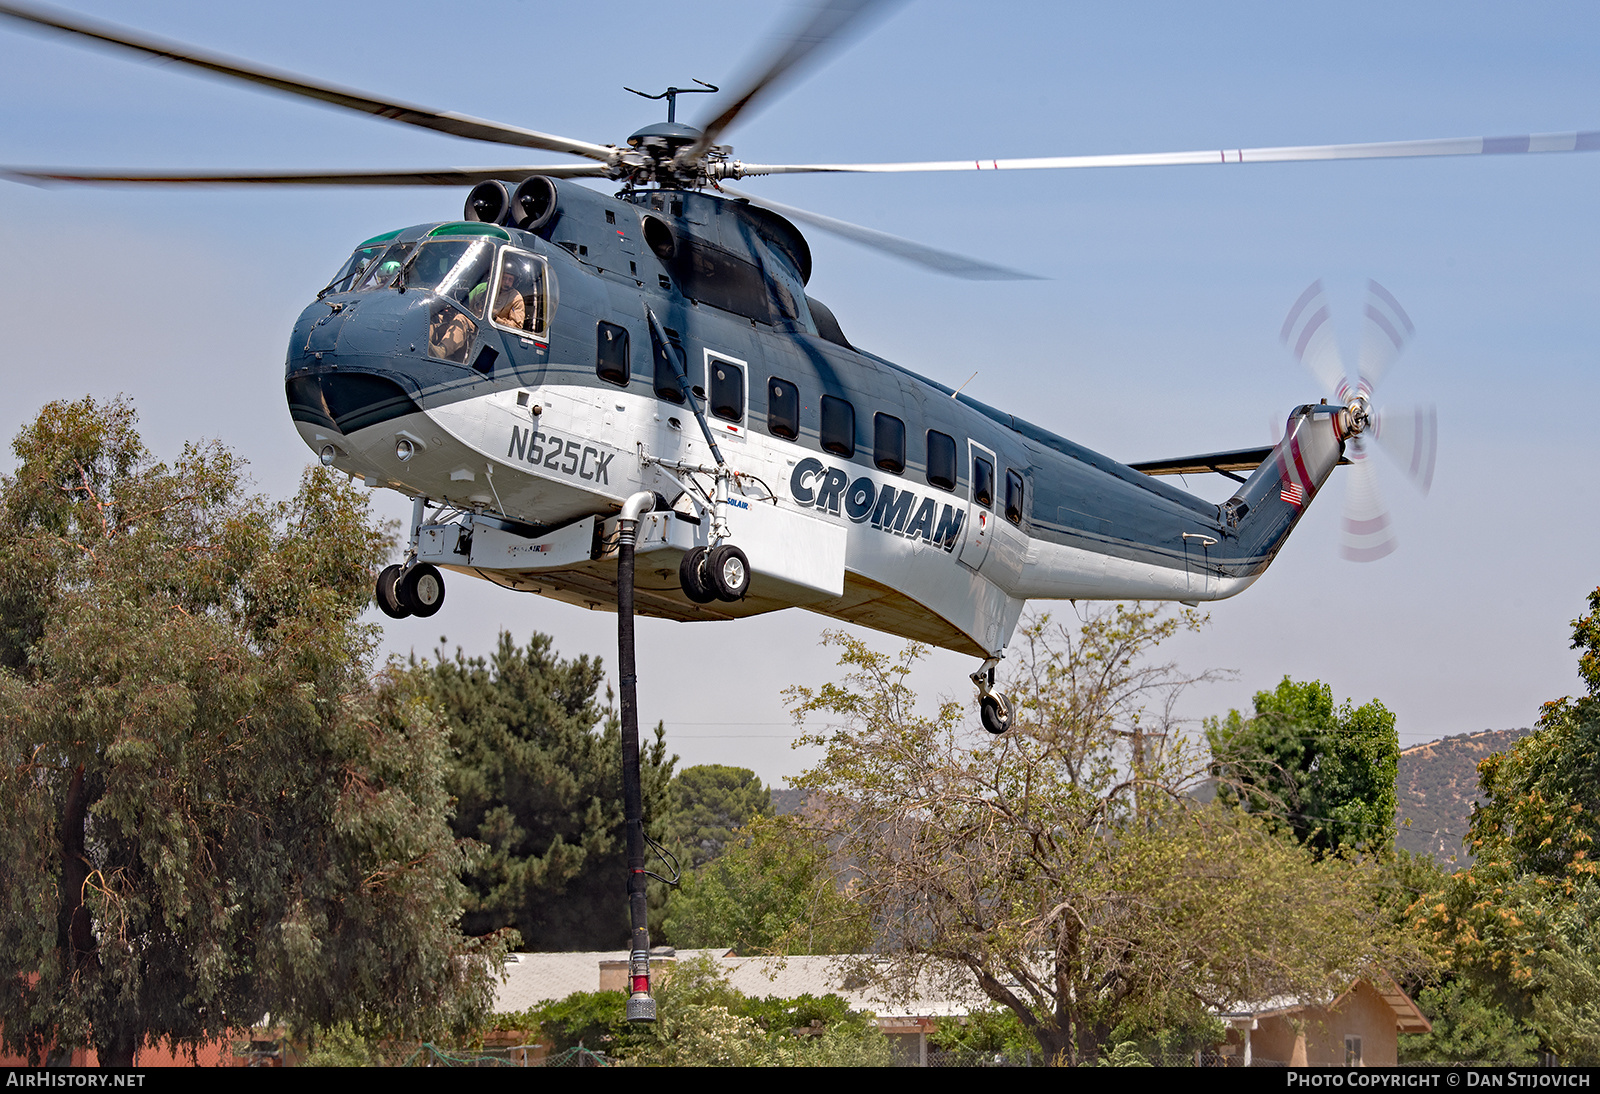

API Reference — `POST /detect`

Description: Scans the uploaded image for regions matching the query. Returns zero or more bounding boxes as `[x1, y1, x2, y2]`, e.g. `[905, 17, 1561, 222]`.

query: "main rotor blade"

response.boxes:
[719, 184, 1042, 281]
[731, 129, 1600, 176]
[693, 0, 904, 154]
[2, 165, 608, 186]
[0, 2, 614, 161]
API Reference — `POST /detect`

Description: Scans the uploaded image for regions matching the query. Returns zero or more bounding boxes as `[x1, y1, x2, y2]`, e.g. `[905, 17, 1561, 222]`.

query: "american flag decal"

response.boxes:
[1280, 481, 1305, 507]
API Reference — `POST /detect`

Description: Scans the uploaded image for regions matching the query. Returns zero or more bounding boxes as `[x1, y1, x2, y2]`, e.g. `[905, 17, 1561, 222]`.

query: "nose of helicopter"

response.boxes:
[285, 292, 426, 435]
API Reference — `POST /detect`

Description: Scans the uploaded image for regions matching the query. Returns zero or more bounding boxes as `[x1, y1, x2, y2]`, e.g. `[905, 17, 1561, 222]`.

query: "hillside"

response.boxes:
[1396, 728, 1531, 866]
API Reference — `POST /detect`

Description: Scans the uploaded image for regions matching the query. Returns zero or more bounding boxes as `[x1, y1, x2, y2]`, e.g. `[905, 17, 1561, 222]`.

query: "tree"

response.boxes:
[404, 632, 675, 950]
[1416, 586, 1600, 1063]
[500, 957, 890, 1065]
[662, 764, 771, 870]
[1399, 978, 1542, 1065]
[791, 608, 1421, 1066]
[1207, 677, 1399, 852]
[661, 815, 870, 954]
[623, 955, 890, 1067]
[0, 397, 498, 1066]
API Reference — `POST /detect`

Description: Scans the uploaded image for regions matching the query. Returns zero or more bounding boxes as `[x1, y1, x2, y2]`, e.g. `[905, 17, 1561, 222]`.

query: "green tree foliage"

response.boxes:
[929, 1007, 1039, 1058]
[661, 814, 871, 953]
[623, 955, 890, 1067]
[792, 608, 1421, 1066]
[1399, 979, 1542, 1064]
[0, 398, 498, 1067]
[663, 764, 771, 870]
[502, 958, 888, 1065]
[1207, 677, 1400, 852]
[1418, 586, 1600, 1063]
[498, 991, 650, 1057]
[403, 631, 675, 950]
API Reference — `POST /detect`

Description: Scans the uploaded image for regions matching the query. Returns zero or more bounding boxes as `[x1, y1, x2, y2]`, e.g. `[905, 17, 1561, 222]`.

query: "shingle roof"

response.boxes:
[494, 950, 989, 1020]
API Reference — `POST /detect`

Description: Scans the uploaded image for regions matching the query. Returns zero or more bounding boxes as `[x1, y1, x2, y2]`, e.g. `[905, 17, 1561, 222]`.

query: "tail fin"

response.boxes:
[1220, 404, 1347, 572]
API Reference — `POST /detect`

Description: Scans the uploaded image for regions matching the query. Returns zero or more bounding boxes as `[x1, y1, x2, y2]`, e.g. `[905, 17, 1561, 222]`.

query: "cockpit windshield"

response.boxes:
[398, 240, 497, 317]
[353, 241, 417, 291]
[321, 243, 388, 295]
[317, 234, 551, 361]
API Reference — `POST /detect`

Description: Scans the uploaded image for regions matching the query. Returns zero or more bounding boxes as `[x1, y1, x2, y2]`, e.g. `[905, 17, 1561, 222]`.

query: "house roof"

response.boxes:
[1216, 975, 1431, 1034]
[494, 950, 989, 1020]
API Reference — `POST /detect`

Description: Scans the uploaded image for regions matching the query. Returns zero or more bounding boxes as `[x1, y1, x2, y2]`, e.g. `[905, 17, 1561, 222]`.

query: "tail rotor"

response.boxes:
[1279, 280, 1437, 561]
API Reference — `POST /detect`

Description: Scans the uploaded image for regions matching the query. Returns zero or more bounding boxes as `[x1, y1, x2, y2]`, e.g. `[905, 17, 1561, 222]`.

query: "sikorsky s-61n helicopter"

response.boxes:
[7, 0, 1586, 732]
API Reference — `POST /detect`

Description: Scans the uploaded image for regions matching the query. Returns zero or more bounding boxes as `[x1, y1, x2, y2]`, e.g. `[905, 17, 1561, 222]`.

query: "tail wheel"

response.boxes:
[980, 694, 1012, 735]
[678, 547, 718, 604]
[707, 544, 749, 602]
[376, 564, 411, 619]
[399, 563, 446, 618]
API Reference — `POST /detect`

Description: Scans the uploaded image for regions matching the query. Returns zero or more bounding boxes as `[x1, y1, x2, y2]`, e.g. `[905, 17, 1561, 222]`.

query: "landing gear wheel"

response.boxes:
[707, 544, 749, 602]
[679, 547, 718, 604]
[980, 694, 1012, 735]
[376, 564, 411, 619]
[399, 563, 446, 618]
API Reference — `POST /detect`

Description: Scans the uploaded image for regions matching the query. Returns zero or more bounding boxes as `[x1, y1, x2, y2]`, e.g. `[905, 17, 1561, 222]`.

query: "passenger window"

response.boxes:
[767, 378, 800, 440]
[1005, 470, 1025, 525]
[973, 456, 994, 509]
[596, 322, 629, 387]
[926, 431, 957, 490]
[820, 395, 855, 458]
[653, 325, 686, 404]
[874, 413, 905, 474]
[710, 357, 744, 423]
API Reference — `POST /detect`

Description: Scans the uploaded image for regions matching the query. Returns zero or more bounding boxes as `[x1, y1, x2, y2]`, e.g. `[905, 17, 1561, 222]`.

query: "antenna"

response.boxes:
[624, 79, 719, 123]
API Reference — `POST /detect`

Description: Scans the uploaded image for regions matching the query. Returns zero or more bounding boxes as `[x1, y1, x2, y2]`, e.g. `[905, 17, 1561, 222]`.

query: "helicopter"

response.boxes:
[1, 1, 1591, 735]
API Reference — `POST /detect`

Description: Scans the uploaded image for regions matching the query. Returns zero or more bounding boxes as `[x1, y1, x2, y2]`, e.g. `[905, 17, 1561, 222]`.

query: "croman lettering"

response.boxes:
[871, 484, 913, 533]
[934, 503, 965, 547]
[844, 477, 876, 522]
[790, 457, 823, 505]
[904, 497, 938, 541]
[815, 467, 849, 515]
[788, 457, 965, 552]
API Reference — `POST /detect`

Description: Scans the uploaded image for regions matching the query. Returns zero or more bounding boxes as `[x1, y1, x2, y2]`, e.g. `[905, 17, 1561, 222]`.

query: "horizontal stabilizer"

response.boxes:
[1131, 445, 1349, 481]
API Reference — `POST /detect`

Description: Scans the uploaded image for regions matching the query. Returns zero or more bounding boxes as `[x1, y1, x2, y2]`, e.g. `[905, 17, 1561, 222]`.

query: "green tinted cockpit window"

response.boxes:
[428, 221, 511, 241]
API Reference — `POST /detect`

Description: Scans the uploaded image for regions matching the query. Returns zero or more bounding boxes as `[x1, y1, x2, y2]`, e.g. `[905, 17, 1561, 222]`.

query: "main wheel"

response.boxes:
[376, 564, 410, 619]
[707, 544, 749, 602]
[399, 563, 446, 618]
[678, 546, 718, 604]
[980, 694, 1012, 735]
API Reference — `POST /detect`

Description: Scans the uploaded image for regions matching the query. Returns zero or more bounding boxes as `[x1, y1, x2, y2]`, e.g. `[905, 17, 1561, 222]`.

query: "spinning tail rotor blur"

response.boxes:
[1280, 280, 1437, 562]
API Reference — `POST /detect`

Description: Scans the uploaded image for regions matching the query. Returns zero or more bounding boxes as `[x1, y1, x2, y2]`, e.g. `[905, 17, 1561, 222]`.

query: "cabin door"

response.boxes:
[957, 441, 997, 571]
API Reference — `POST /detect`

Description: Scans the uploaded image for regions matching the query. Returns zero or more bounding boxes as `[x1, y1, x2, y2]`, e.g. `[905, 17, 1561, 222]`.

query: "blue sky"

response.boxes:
[2, 1, 1596, 785]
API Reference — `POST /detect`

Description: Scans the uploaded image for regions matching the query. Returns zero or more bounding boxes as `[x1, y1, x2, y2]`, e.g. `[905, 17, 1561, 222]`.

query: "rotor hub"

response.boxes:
[610, 126, 739, 189]
[626, 120, 703, 153]
[1343, 393, 1372, 438]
